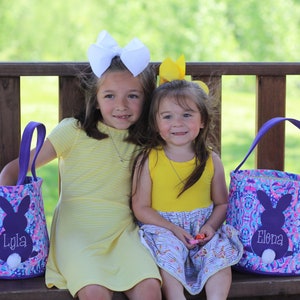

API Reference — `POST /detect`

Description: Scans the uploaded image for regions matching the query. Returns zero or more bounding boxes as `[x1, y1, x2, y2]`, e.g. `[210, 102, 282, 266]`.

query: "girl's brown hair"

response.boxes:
[135, 79, 218, 196]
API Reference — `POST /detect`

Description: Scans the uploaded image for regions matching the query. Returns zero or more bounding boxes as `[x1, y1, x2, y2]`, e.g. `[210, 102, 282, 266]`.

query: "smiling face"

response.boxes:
[96, 70, 145, 130]
[156, 96, 204, 147]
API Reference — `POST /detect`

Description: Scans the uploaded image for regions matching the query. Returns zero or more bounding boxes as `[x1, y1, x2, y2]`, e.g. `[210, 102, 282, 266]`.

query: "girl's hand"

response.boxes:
[170, 224, 194, 248]
[198, 223, 216, 244]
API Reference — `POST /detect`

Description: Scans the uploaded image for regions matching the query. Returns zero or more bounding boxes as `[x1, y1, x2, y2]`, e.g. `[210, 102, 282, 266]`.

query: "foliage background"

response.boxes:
[1, 0, 300, 226]
[1, 0, 300, 62]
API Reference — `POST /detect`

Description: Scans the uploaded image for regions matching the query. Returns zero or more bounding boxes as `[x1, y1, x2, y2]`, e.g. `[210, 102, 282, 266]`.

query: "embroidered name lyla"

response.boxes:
[3, 233, 28, 251]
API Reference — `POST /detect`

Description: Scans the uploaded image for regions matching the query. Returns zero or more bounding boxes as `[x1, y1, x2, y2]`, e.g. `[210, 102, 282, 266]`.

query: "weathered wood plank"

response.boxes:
[2, 271, 300, 300]
[256, 76, 286, 170]
[0, 77, 21, 169]
[1, 62, 300, 76]
[59, 76, 85, 120]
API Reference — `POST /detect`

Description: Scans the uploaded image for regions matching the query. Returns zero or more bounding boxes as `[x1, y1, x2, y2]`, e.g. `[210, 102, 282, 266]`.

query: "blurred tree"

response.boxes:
[0, 0, 299, 62]
[225, 0, 300, 61]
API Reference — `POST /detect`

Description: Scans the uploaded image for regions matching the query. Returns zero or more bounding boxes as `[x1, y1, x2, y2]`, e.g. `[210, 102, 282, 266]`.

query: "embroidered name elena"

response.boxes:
[3, 233, 27, 250]
[256, 230, 284, 246]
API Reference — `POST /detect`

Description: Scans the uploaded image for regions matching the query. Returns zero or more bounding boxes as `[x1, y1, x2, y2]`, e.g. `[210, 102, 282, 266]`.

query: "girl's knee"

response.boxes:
[139, 278, 161, 294]
[146, 277, 161, 287]
[126, 278, 162, 300]
[77, 284, 113, 300]
[205, 268, 232, 300]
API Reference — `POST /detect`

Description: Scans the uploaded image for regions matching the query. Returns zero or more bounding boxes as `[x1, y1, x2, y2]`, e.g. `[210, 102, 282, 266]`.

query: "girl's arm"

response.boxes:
[0, 139, 57, 186]
[131, 156, 194, 247]
[200, 152, 228, 241]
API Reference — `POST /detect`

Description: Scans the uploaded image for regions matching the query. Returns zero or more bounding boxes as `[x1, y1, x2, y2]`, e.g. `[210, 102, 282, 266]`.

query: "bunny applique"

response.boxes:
[0, 195, 38, 269]
[246, 190, 294, 264]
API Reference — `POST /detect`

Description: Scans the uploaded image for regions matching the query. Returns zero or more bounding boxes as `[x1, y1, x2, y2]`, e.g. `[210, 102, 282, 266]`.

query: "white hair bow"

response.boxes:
[87, 30, 150, 78]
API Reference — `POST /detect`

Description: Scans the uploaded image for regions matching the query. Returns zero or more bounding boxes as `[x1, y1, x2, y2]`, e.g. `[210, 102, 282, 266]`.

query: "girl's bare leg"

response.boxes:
[160, 269, 186, 300]
[205, 267, 232, 300]
[125, 278, 162, 300]
[77, 284, 113, 300]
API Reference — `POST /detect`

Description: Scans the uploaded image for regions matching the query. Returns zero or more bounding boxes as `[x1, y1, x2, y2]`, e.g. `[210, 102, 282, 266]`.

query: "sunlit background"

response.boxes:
[1, 0, 299, 62]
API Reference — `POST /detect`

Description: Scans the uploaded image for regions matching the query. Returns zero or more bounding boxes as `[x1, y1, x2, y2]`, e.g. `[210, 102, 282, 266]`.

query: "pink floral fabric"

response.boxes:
[139, 206, 243, 295]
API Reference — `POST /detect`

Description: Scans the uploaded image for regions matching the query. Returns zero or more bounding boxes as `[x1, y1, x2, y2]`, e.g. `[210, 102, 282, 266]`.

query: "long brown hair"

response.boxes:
[75, 57, 156, 145]
[135, 79, 218, 197]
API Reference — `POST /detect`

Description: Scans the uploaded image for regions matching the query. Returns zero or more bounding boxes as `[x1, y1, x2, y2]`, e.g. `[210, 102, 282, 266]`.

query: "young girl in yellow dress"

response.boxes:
[0, 30, 161, 300]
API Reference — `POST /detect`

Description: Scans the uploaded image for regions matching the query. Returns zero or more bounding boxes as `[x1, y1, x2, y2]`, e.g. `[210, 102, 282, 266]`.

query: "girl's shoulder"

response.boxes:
[148, 146, 163, 159]
[58, 117, 80, 127]
[211, 150, 221, 161]
[210, 151, 225, 171]
[48, 118, 81, 151]
[51, 118, 81, 134]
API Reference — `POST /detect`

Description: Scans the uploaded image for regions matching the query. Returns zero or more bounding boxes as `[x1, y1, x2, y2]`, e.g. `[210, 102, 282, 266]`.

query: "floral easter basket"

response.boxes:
[0, 122, 49, 279]
[226, 117, 300, 276]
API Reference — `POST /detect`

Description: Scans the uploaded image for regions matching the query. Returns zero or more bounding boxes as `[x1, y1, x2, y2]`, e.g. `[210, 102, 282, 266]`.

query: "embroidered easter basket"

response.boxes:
[0, 122, 49, 279]
[226, 117, 300, 276]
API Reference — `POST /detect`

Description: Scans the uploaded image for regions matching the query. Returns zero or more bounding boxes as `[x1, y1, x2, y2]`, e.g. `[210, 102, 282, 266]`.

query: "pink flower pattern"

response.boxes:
[139, 206, 243, 295]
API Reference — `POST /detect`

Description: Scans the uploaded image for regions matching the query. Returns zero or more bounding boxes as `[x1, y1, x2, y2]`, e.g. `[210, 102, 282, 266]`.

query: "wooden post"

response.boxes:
[0, 77, 21, 169]
[256, 75, 286, 170]
[59, 76, 85, 120]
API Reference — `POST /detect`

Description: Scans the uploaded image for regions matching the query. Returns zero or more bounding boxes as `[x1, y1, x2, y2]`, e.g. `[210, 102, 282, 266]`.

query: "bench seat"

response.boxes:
[1, 270, 300, 300]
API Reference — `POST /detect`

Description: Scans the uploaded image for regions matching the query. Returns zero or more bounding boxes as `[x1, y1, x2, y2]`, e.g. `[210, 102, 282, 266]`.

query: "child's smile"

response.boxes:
[97, 71, 144, 130]
[156, 97, 204, 147]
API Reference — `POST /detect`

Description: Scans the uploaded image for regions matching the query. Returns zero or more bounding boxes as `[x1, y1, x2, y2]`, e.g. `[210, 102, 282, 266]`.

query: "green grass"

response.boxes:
[21, 77, 59, 230]
[20, 75, 300, 230]
[221, 76, 300, 177]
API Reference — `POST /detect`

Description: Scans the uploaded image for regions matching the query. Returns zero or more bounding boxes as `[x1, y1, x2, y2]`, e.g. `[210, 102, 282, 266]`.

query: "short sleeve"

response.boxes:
[47, 118, 80, 157]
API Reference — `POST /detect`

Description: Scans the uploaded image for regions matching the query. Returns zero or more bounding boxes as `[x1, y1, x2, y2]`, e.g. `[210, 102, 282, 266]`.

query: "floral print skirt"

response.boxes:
[138, 206, 243, 295]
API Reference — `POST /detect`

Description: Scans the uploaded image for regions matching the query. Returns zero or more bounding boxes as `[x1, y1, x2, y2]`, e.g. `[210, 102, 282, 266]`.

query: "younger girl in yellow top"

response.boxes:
[132, 71, 243, 300]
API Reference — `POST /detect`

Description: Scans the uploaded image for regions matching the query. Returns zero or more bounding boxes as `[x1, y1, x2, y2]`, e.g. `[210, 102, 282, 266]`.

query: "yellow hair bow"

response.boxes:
[159, 55, 209, 94]
[159, 55, 186, 84]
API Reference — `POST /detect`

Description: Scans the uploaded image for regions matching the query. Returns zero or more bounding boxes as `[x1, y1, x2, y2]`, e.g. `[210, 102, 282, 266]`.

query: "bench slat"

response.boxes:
[1, 271, 300, 300]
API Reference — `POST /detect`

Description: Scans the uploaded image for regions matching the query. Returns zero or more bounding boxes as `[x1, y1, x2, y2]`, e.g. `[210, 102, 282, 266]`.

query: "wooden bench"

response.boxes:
[1, 62, 300, 299]
[1, 270, 300, 299]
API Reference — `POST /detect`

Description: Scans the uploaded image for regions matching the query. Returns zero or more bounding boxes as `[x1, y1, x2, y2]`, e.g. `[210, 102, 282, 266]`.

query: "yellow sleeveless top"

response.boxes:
[149, 148, 214, 212]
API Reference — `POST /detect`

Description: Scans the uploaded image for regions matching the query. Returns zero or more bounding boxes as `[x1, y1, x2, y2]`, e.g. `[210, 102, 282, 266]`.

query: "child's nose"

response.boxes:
[173, 115, 184, 126]
[115, 97, 127, 110]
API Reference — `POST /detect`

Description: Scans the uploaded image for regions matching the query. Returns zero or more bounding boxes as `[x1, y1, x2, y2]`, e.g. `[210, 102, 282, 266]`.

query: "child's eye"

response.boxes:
[104, 94, 114, 99]
[128, 94, 139, 99]
[162, 114, 172, 120]
[183, 113, 192, 118]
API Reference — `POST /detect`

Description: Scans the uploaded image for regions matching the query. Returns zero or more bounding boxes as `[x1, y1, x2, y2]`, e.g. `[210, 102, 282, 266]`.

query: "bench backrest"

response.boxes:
[1, 62, 300, 170]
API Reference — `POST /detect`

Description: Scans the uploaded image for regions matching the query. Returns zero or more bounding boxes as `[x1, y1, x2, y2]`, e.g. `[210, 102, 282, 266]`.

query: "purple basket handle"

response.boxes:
[17, 122, 46, 185]
[234, 117, 300, 172]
